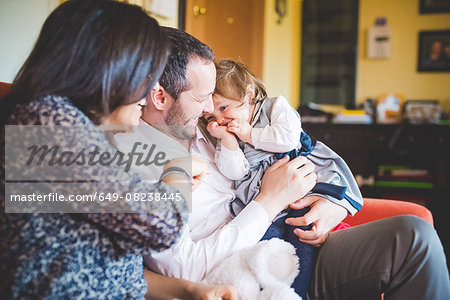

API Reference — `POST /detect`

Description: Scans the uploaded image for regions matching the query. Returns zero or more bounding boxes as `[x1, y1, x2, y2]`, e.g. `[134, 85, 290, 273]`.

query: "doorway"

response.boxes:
[183, 0, 265, 78]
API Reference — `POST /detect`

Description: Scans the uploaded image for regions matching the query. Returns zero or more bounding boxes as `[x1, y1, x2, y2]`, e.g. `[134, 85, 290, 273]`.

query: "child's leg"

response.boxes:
[260, 208, 317, 298]
[260, 213, 286, 241]
[284, 207, 317, 299]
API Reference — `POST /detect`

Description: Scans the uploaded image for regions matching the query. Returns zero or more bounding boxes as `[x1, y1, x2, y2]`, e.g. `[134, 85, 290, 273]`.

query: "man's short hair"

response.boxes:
[159, 27, 215, 100]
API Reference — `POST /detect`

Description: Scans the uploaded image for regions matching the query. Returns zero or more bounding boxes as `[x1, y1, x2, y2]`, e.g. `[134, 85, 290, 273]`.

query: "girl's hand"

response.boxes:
[206, 121, 228, 139]
[227, 120, 252, 144]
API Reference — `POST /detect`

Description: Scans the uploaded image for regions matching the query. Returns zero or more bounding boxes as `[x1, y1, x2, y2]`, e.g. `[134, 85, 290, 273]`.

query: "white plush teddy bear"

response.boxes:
[204, 238, 302, 300]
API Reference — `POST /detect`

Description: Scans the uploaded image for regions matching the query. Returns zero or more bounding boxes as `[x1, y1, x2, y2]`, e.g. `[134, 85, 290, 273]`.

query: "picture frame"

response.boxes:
[417, 30, 450, 72]
[419, 0, 450, 14]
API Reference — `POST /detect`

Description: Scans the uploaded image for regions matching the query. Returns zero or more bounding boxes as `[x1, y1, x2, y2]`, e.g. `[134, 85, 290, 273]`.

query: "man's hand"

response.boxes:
[255, 156, 317, 221]
[285, 195, 347, 246]
[227, 120, 252, 144]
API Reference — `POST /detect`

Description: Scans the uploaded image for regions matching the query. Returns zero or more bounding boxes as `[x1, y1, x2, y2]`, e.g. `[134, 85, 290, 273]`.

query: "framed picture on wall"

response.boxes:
[420, 0, 450, 13]
[417, 30, 450, 72]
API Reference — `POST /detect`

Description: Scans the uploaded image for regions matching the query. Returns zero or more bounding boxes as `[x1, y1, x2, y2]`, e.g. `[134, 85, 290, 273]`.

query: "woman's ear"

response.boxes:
[149, 82, 168, 111]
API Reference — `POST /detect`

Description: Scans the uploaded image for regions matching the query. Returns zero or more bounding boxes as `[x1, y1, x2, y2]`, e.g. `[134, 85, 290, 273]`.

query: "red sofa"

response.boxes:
[344, 197, 433, 226]
[0, 81, 10, 99]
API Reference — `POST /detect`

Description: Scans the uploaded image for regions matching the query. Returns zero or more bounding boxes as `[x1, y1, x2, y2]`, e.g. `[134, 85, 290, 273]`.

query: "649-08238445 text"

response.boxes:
[9, 192, 183, 202]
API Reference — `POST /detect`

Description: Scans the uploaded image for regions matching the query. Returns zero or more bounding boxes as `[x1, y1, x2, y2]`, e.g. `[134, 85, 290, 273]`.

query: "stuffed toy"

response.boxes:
[204, 238, 302, 300]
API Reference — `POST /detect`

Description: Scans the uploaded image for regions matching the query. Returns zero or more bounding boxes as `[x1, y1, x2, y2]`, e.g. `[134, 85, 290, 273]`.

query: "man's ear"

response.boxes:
[149, 82, 169, 110]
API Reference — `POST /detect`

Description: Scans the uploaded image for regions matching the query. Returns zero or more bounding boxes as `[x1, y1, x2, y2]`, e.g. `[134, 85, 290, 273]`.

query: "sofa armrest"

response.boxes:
[0, 82, 11, 100]
[343, 198, 433, 227]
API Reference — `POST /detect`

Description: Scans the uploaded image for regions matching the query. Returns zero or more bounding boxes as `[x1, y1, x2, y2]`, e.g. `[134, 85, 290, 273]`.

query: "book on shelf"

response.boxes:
[376, 174, 433, 182]
[301, 115, 328, 123]
[375, 165, 433, 189]
[386, 169, 429, 176]
[332, 109, 372, 124]
[374, 181, 433, 189]
[377, 165, 430, 177]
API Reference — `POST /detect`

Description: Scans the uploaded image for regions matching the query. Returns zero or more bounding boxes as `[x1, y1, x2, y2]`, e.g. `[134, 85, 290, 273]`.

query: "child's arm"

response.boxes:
[206, 121, 250, 180]
[250, 96, 302, 153]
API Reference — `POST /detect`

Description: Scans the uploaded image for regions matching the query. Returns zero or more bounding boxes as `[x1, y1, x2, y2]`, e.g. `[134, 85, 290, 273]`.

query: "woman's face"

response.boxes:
[102, 98, 146, 126]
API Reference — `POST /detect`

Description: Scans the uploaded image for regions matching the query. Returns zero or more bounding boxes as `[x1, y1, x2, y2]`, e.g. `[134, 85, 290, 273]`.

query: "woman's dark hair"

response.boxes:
[2, 0, 169, 123]
[158, 27, 214, 100]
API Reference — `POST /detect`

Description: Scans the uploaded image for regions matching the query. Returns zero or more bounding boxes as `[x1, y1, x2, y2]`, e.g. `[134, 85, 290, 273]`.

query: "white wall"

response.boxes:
[0, 0, 58, 83]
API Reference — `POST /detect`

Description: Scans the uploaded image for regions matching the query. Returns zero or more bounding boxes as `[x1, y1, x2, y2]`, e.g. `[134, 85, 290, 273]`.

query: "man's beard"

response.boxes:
[165, 101, 197, 140]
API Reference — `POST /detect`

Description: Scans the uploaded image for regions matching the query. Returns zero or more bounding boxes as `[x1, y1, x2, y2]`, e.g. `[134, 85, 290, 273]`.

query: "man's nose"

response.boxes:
[203, 95, 214, 114]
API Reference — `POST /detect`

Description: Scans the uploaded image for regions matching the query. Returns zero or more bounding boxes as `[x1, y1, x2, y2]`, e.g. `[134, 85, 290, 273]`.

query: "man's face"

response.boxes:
[165, 58, 215, 139]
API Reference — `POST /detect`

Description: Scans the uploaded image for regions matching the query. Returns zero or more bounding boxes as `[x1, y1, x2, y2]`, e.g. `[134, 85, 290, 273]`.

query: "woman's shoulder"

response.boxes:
[10, 94, 92, 126]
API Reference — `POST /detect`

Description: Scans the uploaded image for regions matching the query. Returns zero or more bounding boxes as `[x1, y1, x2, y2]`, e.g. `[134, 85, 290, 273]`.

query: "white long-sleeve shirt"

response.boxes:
[250, 95, 302, 152]
[114, 121, 271, 281]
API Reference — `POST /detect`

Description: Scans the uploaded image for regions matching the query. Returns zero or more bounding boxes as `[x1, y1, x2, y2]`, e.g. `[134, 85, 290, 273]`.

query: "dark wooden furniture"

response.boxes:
[303, 123, 450, 200]
[303, 122, 450, 268]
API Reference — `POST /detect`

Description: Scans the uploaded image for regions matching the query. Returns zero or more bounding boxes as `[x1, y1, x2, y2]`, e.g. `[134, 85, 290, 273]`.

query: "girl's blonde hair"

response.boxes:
[214, 59, 267, 105]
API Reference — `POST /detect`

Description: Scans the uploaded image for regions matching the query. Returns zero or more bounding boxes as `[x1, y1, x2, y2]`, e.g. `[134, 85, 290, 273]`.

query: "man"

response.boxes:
[114, 26, 318, 281]
[116, 27, 450, 299]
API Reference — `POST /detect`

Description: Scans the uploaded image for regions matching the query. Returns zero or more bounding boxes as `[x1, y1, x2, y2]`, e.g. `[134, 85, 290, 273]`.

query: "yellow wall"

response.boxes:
[357, 0, 450, 108]
[262, 0, 301, 109]
[262, 0, 450, 111]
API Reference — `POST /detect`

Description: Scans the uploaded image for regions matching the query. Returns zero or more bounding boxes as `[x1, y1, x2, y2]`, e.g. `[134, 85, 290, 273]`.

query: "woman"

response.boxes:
[0, 0, 235, 299]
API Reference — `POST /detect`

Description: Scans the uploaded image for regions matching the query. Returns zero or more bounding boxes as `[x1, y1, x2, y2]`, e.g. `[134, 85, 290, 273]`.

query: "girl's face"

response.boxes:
[102, 98, 146, 126]
[205, 93, 251, 126]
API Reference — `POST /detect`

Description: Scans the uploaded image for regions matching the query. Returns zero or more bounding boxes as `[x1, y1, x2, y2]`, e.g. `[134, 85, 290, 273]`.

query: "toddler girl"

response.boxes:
[204, 59, 362, 298]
